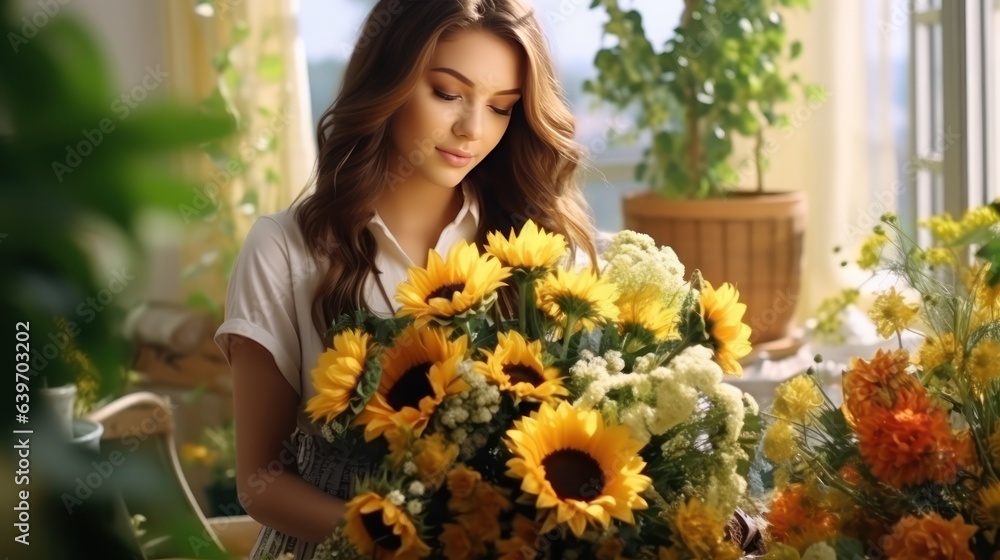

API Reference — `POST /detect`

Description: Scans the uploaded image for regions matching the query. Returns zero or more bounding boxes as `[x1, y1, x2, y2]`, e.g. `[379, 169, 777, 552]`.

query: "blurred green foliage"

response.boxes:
[1, 7, 233, 392]
[585, 0, 821, 198]
[1, 0, 234, 556]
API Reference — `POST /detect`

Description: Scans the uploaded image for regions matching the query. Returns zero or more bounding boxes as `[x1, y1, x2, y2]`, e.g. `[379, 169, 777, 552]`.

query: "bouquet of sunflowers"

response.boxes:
[303, 220, 762, 559]
[761, 205, 1000, 560]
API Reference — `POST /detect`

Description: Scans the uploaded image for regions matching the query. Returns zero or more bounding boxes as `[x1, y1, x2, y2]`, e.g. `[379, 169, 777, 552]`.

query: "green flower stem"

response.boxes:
[518, 281, 528, 334]
[654, 332, 695, 369]
[562, 313, 579, 357]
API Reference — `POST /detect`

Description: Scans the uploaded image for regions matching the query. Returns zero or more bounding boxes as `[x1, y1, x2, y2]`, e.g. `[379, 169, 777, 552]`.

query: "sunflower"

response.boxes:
[616, 285, 679, 342]
[343, 492, 431, 559]
[504, 401, 651, 537]
[485, 219, 568, 272]
[305, 329, 372, 424]
[355, 326, 469, 441]
[535, 268, 619, 336]
[395, 240, 510, 327]
[473, 331, 567, 403]
[698, 281, 752, 376]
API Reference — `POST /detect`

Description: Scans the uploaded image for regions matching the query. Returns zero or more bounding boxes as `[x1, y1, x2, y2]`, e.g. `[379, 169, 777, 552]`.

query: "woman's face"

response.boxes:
[388, 28, 524, 190]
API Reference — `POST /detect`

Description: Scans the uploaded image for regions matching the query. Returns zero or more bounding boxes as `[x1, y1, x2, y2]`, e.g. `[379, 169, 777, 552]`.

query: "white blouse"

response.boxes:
[214, 183, 480, 435]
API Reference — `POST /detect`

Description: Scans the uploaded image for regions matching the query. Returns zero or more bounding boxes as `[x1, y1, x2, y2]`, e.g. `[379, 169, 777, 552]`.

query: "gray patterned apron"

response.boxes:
[247, 428, 379, 560]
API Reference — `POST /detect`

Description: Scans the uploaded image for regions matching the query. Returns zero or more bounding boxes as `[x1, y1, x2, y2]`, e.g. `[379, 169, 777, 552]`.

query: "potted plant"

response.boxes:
[39, 316, 130, 445]
[585, 0, 820, 349]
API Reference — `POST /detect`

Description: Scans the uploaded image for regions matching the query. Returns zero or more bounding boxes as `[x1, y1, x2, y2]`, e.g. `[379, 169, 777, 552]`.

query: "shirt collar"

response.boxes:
[368, 180, 480, 236]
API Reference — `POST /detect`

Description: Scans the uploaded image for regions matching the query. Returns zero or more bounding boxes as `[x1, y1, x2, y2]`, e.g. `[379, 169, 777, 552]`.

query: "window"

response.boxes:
[906, 0, 997, 242]
[296, 0, 681, 231]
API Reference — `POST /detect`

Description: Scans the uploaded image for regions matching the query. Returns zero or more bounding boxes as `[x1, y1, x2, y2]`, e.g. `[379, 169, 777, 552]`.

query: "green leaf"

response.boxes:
[977, 239, 1000, 287]
[186, 290, 222, 317]
[831, 537, 866, 560]
[635, 161, 648, 182]
[790, 40, 803, 59]
[265, 167, 281, 186]
[257, 54, 284, 82]
[232, 21, 250, 45]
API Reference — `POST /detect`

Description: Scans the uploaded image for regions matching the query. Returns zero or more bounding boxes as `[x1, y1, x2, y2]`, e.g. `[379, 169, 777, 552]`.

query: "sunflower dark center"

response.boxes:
[503, 363, 545, 386]
[704, 317, 720, 349]
[360, 511, 402, 550]
[386, 362, 434, 411]
[541, 448, 605, 501]
[426, 282, 466, 302]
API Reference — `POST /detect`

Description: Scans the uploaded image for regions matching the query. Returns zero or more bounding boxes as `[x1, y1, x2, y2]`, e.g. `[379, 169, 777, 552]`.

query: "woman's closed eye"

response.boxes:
[434, 89, 513, 116]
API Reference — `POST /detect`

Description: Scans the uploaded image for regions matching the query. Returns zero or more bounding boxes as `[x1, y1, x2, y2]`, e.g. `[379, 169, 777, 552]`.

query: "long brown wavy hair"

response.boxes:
[293, 0, 597, 333]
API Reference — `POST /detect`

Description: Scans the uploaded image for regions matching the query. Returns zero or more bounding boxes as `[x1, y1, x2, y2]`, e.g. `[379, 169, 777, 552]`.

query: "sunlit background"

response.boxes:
[2, 0, 998, 557]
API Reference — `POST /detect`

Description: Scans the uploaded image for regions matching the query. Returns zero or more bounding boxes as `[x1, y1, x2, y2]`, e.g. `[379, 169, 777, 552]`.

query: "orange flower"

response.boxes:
[474, 483, 512, 517]
[446, 465, 482, 503]
[457, 509, 503, 542]
[954, 430, 981, 475]
[439, 523, 485, 560]
[766, 484, 839, 552]
[885, 513, 977, 560]
[855, 405, 960, 489]
[838, 463, 864, 486]
[843, 348, 926, 423]
[496, 515, 542, 560]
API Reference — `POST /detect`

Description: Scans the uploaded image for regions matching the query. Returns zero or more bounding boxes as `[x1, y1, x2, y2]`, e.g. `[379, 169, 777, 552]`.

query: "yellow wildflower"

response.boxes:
[180, 443, 213, 465]
[916, 333, 958, 372]
[921, 213, 962, 244]
[857, 231, 889, 270]
[668, 498, 742, 560]
[923, 247, 956, 267]
[868, 287, 919, 339]
[763, 420, 799, 464]
[773, 375, 824, 424]
[967, 340, 1000, 390]
[960, 205, 1000, 233]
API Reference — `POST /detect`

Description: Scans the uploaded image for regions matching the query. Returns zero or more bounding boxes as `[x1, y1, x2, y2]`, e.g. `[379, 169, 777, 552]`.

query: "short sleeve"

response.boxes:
[214, 216, 302, 394]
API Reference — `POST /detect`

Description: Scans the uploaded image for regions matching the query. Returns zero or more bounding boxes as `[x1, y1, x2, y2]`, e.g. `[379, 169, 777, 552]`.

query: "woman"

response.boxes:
[215, 0, 597, 557]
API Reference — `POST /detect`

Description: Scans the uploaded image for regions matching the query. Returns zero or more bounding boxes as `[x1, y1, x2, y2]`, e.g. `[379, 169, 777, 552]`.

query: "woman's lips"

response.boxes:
[436, 147, 473, 167]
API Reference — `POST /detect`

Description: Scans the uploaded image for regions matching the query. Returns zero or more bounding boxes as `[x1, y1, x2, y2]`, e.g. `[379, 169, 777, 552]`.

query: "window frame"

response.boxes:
[907, 0, 995, 238]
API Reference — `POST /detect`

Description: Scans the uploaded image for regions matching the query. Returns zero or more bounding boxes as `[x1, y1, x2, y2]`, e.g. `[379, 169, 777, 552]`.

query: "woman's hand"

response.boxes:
[229, 335, 348, 543]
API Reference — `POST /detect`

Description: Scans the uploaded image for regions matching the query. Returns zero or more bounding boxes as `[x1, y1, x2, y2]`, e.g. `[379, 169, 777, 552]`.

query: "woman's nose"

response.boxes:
[451, 103, 484, 141]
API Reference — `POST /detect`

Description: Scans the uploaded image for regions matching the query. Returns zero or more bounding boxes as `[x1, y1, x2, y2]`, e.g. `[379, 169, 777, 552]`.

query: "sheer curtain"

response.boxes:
[161, 0, 317, 305]
[759, 0, 896, 323]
